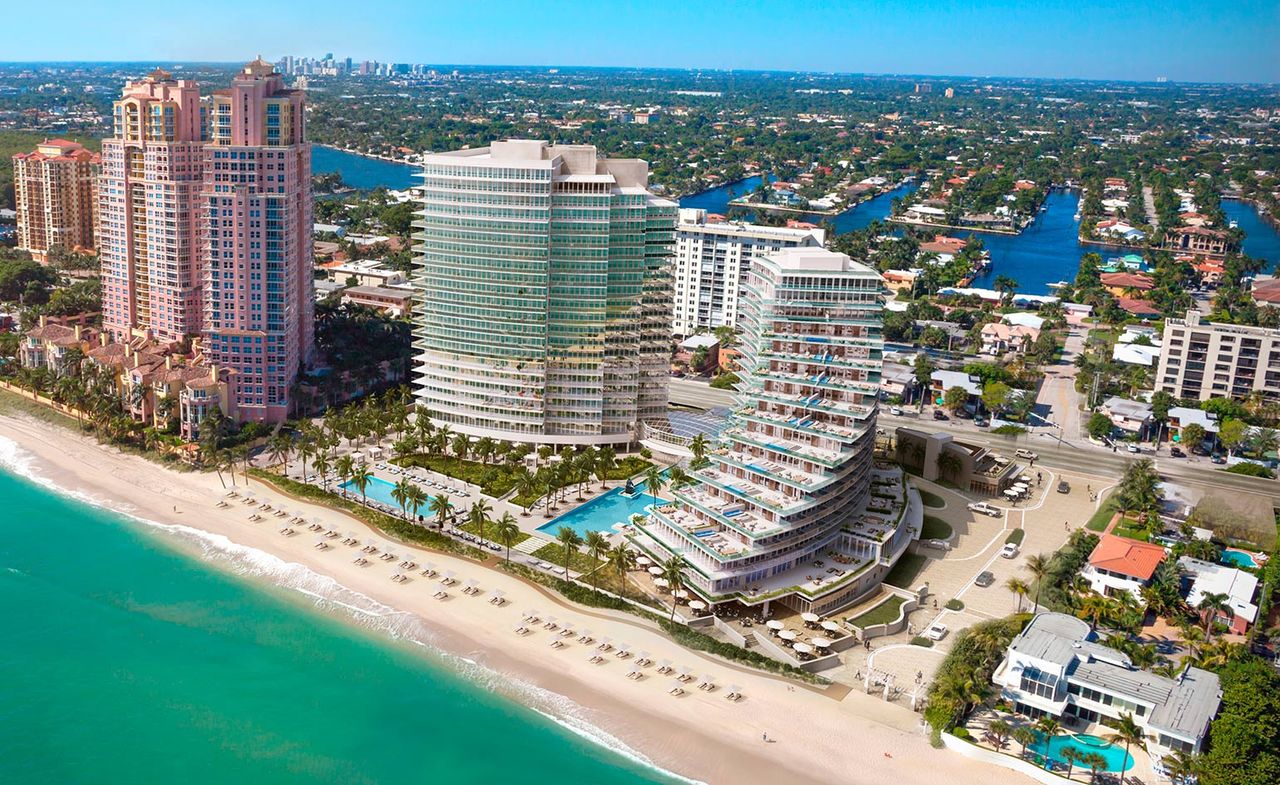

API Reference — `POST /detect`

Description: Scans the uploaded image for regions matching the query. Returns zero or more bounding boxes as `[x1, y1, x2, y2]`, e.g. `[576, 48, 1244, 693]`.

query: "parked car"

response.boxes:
[975, 571, 995, 587]
[1191, 445, 1209, 456]
[890, 406, 903, 416]
[974, 417, 990, 428]
[967, 501, 1003, 517]
[923, 622, 949, 641]
[1211, 454, 1227, 464]
[1000, 542, 1020, 559]
[1126, 444, 1141, 454]
[933, 410, 950, 421]
[1015, 448, 1038, 460]
[1057, 480, 1070, 494]
[957, 408, 974, 419]
[923, 539, 951, 551]
[1170, 447, 1186, 458]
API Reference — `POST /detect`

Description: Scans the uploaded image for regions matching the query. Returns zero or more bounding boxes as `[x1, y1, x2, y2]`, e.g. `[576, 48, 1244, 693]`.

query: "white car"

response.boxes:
[967, 501, 1002, 517]
[923, 622, 949, 641]
[890, 406, 904, 416]
[1015, 448, 1039, 460]
[1000, 542, 1020, 559]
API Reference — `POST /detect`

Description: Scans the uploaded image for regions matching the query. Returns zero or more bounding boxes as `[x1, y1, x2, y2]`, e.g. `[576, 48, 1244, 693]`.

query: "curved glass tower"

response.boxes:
[413, 140, 676, 445]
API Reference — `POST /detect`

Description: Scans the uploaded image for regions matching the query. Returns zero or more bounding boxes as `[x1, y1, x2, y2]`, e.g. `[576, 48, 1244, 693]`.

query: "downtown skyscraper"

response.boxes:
[413, 140, 676, 445]
[98, 60, 312, 424]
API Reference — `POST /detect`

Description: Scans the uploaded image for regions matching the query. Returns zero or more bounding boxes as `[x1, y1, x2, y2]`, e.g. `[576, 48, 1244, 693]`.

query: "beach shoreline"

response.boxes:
[0, 413, 1028, 785]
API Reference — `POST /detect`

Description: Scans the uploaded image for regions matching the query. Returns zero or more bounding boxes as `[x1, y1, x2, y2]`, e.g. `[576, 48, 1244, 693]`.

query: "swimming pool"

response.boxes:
[340, 476, 433, 512]
[537, 476, 670, 538]
[1221, 549, 1259, 569]
[1029, 733, 1132, 772]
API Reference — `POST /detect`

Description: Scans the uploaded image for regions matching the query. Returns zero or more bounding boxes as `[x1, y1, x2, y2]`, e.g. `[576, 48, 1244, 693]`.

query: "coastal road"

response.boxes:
[669, 378, 735, 409]
[879, 412, 1280, 503]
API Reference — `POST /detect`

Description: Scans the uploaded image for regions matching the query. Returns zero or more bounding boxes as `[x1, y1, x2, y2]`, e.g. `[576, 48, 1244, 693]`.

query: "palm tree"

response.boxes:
[312, 452, 331, 491]
[1024, 553, 1051, 611]
[987, 719, 1011, 750]
[1079, 594, 1113, 633]
[644, 466, 666, 506]
[595, 446, 616, 489]
[1104, 713, 1146, 775]
[1163, 749, 1198, 785]
[689, 433, 709, 468]
[405, 483, 427, 523]
[606, 543, 636, 590]
[350, 462, 373, 506]
[1005, 576, 1031, 612]
[264, 432, 291, 473]
[1011, 726, 1036, 761]
[494, 513, 520, 562]
[514, 468, 538, 517]
[1061, 747, 1082, 779]
[1080, 752, 1107, 783]
[391, 477, 413, 518]
[468, 499, 493, 544]
[1196, 591, 1232, 638]
[660, 556, 685, 622]
[450, 433, 470, 461]
[335, 454, 355, 492]
[428, 494, 454, 531]
[555, 526, 583, 579]
[584, 531, 610, 594]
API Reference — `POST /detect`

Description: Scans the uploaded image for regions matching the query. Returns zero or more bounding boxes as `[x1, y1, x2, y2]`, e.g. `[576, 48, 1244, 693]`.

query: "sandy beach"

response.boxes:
[0, 412, 1031, 785]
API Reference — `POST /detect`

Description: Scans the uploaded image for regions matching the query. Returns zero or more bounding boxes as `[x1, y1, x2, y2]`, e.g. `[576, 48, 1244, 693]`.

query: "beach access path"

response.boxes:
[0, 412, 1032, 785]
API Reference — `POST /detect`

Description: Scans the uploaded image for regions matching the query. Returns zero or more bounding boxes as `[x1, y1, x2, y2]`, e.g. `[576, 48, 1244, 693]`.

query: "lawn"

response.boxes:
[1085, 498, 1118, 532]
[919, 489, 947, 509]
[1113, 523, 1150, 542]
[455, 518, 531, 548]
[847, 595, 907, 628]
[883, 552, 928, 589]
[395, 453, 521, 498]
[922, 515, 953, 540]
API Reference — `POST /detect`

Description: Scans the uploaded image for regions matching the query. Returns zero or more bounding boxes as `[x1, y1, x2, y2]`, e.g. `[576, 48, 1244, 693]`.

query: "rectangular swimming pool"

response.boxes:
[340, 476, 433, 512]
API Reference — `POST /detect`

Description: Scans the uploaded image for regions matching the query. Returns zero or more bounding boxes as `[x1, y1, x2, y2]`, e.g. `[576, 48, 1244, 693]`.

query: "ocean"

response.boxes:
[0, 441, 683, 785]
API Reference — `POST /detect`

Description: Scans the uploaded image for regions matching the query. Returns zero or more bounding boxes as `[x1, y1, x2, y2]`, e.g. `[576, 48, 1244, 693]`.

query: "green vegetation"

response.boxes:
[1086, 497, 1118, 531]
[529, 542, 603, 576]
[883, 552, 927, 589]
[846, 595, 907, 628]
[1223, 462, 1275, 479]
[396, 453, 523, 498]
[1005, 529, 1025, 545]
[1034, 530, 1101, 613]
[709, 372, 739, 390]
[918, 490, 947, 509]
[924, 614, 1031, 736]
[944, 598, 965, 611]
[1195, 658, 1280, 785]
[991, 424, 1027, 436]
[910, 636, 934, 648]
[921, 515, 953, 540]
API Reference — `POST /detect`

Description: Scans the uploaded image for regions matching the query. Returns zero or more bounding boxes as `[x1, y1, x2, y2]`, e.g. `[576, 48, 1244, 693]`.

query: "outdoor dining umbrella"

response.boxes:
[820, 620, 842, 633]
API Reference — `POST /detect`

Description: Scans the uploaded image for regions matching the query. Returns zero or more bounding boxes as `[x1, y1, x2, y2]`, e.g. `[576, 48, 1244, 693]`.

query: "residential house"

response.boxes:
[929, 369, 982, 404]
[880, 362, 916, 399]
[1179, 557, 1259, 635]
[1082, 534, 1167, 600]
[1161, 226, 1236, 258]
[1101, 397, 1153, 436]
[674, 334, 720, 372]
[340, 285, 414, 317]
[980, 322, 1040, 355]
[1095, 219, 1145, 243]
[992, 612, 1220, 754]
[1100, 272, 1155, 298]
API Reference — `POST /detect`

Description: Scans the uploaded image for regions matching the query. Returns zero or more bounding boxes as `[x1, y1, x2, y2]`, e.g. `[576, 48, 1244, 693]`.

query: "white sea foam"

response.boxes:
[0, 434, 703, 785]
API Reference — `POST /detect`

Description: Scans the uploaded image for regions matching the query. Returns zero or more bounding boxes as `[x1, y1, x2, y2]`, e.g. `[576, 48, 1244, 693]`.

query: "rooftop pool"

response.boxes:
[537, 472, 671, 538]
[339, 476, 433, 512]
[1220, 548, 1259, 569]
[1029, 733, 1132, 773]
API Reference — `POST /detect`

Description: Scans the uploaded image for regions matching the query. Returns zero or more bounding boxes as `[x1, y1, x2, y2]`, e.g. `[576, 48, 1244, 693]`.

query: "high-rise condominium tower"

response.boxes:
[633, 248, 912, 615]
[414, 140, 676, 445]
[99, 70, 204, 343]
[201, 58, 313, 424]
[12, 139, 100, 264]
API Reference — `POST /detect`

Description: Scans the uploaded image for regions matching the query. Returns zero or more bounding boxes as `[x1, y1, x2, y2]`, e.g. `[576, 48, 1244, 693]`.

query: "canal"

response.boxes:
[311, 145, 419, 190]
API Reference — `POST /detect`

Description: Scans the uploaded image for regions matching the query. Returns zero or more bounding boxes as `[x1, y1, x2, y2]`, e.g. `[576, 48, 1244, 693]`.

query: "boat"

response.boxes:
[1046, 281, 1069, 290]
[1229, 219, 1239, 229]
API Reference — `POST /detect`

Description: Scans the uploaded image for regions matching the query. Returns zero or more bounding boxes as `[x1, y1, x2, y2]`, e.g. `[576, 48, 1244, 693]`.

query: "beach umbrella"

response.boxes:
[647, 566, 664, 576]
[617, 643, 631, 655]
[792, 643, 813, 655]
[637, 650, 650, 662]
[659, 659, 673, 671]
[766, 620, 785, 631]
[465, 579, 479, 590]
[821, 620, 841, 633]
[653, 577, 669, 588]
[492, 589, 505, 600]
[423, 561, 436, 573]
[578, 628, 592, 640]
[801, 612, 820, 624]
[673, 589, 690, 599]
[635, 556, 652, 567]
[444, 570, 457, 581]
[811, 637, 833, 649]
[688, 600, 707, 610]
[778, 630, 797, 641]
[727, 684, 742, 697]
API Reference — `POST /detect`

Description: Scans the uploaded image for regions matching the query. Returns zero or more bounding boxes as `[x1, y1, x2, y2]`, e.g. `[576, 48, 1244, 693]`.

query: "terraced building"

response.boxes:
[412, 140, 676, 445]
[633, 247, 921, 615]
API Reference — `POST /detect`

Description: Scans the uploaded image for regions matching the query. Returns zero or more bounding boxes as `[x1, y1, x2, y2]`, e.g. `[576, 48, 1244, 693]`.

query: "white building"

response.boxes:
[1081, 534, 1168, 601]
[671, 209, 824, 336]
[1157, 310, 1280, 402]
[993, 613, 1221, 754]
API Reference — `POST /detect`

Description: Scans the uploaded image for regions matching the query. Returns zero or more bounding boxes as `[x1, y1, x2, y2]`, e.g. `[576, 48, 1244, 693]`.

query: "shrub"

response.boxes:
[910, 636, 934, 647]
[709, 372, 739, 389]
[950, 727, 972, 740]
[925, 613, 1031, 733]
[945, 598, 964, 611]
[992, 424, 1027, 436]
[1005, 529, 1025, 545]
[1224, 462, 1275, 479]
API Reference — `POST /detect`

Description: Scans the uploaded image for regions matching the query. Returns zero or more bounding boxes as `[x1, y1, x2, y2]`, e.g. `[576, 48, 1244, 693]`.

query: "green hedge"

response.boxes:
[944, 598, 964, 611]
[919, 490, 947, 509]
[1005, 529, 1025, 545]
[1224, 462, 1276, 479]
[910, 636, 934, 647]
[248, 470, 487, 560]
[922, 515, 954, 540]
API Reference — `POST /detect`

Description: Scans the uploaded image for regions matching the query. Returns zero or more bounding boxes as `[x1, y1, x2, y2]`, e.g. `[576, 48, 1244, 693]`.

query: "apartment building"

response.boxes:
[671, 209, 824, 336]
[413, 140, 676, 445]
[13, 139, 100, 263]
[631, 248, 922, 616]
[1156, 309, 1280, 401]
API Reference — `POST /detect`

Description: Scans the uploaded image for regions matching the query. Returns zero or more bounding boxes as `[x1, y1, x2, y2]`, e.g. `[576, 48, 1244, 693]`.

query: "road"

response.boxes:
[669, 378, 735, 409]
[879, 411, 1280, 503]
[1033, 317, 1087, 440]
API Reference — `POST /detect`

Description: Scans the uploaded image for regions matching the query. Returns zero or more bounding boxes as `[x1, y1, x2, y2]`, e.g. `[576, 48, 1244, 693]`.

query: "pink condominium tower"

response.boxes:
[99, 69, 205, 344]
[201, 58, 313, 424]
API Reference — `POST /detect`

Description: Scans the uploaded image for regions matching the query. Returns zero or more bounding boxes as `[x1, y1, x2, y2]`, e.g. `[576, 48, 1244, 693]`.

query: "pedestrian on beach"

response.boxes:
[1064, 521, 1069, 531]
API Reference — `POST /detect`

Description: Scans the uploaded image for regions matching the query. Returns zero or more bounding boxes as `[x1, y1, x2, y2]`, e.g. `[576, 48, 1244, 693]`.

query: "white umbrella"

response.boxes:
[766, 620, 785, 631]
[778, 630, 797, 641]
[635, 556, 652, 567]
[820, 620, 842, 633]
[648, 566, 664, 576]
[811, 637, 833, 649]
[688, 600, 707, 610]
[801, 612, 820, 623]
[792, 642, 813, 655]
[653, 577, 670, 588]
[673, 589, 690, 599]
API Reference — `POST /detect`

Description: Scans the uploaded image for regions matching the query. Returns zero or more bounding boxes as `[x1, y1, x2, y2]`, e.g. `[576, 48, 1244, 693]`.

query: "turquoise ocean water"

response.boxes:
[0, 447, 682, 785]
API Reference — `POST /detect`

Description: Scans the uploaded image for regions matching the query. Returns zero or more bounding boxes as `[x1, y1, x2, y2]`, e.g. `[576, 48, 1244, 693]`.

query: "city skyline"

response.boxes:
[3, 0, 1277, 84]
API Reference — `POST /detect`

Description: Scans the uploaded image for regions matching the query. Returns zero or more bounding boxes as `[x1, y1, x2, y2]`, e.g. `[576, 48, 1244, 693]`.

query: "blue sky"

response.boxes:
[9, 0, 1279, 83]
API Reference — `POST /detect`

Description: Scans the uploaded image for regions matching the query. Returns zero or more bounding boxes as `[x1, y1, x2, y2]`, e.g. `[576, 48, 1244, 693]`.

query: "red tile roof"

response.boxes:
[1089, 534, 1167, 580]
[1117, 297, 1161, 317]
[1100, 272, 1155, 291]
